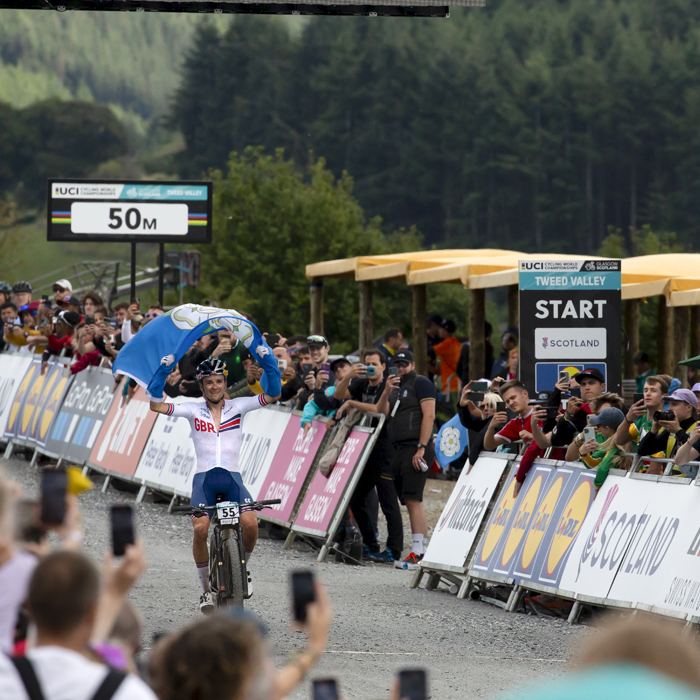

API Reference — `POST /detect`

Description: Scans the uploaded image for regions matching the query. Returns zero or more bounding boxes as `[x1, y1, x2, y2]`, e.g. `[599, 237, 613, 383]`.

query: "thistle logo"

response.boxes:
[542, 337, 548, 349]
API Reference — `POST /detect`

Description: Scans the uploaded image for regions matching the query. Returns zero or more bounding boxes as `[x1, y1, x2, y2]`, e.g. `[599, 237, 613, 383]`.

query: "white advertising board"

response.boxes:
[238, 408, 291, 500]
[422, 455, 509, 572]
[133, 398, 203, 495]
[559, 475, 651, 601]
[0, 355, 33, 437]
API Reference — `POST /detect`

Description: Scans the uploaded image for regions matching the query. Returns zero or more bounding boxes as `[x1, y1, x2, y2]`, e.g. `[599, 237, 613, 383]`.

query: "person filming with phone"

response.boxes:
[376, 349, 437, 570]
[149, 359, 280, 613]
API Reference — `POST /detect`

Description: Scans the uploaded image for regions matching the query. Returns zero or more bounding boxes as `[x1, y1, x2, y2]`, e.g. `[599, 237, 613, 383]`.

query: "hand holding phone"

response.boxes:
[110, 504, 135, 557]
[583, 426, 596, 442]
[291, 569, 316, 623]
[389, 367, 399, 378]
[365, 365, 376, 377]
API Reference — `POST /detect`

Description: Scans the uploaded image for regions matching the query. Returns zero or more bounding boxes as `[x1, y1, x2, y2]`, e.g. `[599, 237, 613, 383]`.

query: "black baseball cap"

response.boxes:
[441, 319, 456, 333]
[57, 310, 81, 328]
[306, 334, 329, 348]
[573, 367, 605, 383]
[330, 356, 351, 373]
[427, 314, 443, 326]
[393, 349, 413, 364]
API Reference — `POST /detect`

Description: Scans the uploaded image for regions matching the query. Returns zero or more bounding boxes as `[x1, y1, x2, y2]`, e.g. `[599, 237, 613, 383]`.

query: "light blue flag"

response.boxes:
[112, 303, 281, 400]
[435, 413, 469, 469]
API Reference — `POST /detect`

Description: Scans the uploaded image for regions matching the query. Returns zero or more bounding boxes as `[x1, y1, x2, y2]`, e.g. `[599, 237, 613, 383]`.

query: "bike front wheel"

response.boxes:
[220, 530, 245, 608]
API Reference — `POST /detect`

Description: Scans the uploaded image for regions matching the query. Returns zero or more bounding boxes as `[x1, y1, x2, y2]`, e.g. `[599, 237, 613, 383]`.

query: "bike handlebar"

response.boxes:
[170, 498, 282, 515]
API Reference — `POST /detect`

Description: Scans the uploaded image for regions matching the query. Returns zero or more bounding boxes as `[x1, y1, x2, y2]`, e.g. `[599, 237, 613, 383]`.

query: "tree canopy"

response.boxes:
[171, 1, 700, 254]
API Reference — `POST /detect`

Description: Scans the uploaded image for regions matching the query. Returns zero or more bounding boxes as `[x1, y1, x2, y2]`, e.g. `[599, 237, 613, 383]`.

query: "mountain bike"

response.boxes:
[172, 496, 281, 608]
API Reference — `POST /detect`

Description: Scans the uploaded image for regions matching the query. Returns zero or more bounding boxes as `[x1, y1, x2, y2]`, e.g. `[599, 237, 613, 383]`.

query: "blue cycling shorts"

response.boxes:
[190, 468, 253, 519]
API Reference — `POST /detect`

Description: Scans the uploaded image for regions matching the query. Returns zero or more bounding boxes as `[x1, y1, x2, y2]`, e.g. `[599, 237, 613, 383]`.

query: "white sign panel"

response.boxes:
[238, 409, 291, 500]
[422, 455, 509, 571]
[559, 476, 651, 600]
[0, 355, 32, 437]
[535, 327, 607, 359]
[133, 398, 203, 495]
[71, 202, 188, 235]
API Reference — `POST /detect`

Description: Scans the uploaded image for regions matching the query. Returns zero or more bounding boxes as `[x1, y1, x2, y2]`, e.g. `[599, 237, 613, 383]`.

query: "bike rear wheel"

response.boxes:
[220, 530, 245, 607]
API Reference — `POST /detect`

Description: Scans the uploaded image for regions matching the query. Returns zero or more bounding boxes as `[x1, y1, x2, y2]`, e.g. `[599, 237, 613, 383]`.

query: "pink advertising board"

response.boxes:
[256, 414, 326, 525]
[293, 429, 370, 535]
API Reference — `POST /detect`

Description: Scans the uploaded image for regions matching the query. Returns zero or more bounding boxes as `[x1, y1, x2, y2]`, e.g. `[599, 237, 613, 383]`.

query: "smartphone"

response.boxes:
[583, 426, 596, 442]
[84, 315, 94, 325]
[312, 679, 339, 700]
[110, 317, 118, 329]
[468, 392, 485, 403]
[17, 500, 43, 544]
[110, 504, 135, 557]
[322, 362, 331, 373]
[570, 387, 581, 399]
[559, 371, 570, 383]
[398, 669, 427, 700]
[365, 365, 376, 377]
[472, 381, 489, 392]
[389, 367, 399, 378]
[131, 298, 140, 307]
[634, 393, 644, 404]
[302, 363, 314, 376]
[40, 468, 67, 526]
[278, 358, 288, 371]
[291, 569, 316, 623]
[496, 401, 506, 413]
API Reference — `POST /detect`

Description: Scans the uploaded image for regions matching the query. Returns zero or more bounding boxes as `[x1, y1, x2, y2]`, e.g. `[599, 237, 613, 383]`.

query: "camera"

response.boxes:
[653, 410, 675, 422]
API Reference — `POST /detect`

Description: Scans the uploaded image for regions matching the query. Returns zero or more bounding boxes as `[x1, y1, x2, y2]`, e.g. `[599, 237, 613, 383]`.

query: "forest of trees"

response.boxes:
[170, 0, 700, 254]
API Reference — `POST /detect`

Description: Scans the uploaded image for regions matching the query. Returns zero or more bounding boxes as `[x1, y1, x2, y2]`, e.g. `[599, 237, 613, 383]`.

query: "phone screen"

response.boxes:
[84, 316, 94, 325]
[634, 393, 644, 404]
[110, 504, 135, 557]
[291, 569, 316, 623]
[303, 363, 314, 376]
[41, 468, 67, 526]
[398, 669, 427, 700]
[496, 401, 506, 413]
[312, 679, 339, 700]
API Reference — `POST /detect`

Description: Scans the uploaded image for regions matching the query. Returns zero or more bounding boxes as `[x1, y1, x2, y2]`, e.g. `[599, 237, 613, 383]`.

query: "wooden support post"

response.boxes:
[358, 281, 373, 352]
[624, 299, 640, 380]
[691, 307, 700, 359]
[470, 289, 486, 381]
[674, 306, 689, 386]
[412, 285, 428, 377]
[309, 279, 324, 336]
[507, 284, 519, 330]
[658, 297, 675, 377]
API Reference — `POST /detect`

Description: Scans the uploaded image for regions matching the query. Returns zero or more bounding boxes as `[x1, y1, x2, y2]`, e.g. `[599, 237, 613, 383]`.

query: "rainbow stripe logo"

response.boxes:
[188, 213, 207, 227]
[51, 211, 71, 225]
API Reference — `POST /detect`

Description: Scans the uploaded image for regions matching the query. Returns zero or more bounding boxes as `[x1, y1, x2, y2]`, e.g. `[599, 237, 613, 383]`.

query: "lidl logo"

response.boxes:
[520, 475, 564, 572]
[500, 474, 544, 568]
[546, 479, 592, 576]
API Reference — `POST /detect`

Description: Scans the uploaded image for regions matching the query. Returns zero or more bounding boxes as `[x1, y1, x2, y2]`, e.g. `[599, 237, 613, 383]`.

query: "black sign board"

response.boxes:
[519, 260, 622, 396]
[47, 179, 212, 243]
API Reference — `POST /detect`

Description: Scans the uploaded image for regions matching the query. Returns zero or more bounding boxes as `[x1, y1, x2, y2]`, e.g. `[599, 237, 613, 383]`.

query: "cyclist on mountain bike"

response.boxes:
[149, 358, 280, 612]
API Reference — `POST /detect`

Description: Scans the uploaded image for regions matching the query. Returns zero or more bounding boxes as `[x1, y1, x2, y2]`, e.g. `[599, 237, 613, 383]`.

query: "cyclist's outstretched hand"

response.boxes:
[304, 579, 333, 656]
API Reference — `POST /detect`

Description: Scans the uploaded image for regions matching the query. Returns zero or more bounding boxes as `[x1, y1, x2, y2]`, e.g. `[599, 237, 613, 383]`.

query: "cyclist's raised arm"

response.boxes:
[149, 399, 169, 414]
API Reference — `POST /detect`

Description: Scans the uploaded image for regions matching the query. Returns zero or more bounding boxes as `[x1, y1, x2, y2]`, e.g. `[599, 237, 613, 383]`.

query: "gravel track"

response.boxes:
[2, 453, 591, 700]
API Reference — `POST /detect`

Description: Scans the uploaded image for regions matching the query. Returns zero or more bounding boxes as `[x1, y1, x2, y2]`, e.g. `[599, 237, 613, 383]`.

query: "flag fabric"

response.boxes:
[435, 413, 469, 469]
[112, 303, 281, 400]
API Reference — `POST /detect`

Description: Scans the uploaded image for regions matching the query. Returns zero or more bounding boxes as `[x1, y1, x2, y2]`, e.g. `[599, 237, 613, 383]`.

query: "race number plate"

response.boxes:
[217, 502, 239, 525]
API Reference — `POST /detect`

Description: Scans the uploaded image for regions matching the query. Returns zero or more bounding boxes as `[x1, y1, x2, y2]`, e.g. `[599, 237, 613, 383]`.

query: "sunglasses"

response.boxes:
[394, 361, 410, 368]
[307, 335, 327, 344]
[145, 312, 160, 319]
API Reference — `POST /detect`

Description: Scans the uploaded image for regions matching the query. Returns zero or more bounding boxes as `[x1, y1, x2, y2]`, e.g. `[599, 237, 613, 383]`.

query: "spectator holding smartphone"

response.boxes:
[456, 383, 499, 470]
[565, 393, 625, 465]
[483, 380, 533, 451]
[39, 310, 81, 374]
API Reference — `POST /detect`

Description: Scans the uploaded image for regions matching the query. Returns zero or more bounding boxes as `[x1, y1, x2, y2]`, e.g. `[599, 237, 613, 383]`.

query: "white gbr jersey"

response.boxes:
[166, 395, 268, 476]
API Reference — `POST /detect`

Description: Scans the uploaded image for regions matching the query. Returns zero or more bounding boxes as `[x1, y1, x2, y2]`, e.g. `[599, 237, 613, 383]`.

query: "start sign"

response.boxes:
[47, 179, 212, 243]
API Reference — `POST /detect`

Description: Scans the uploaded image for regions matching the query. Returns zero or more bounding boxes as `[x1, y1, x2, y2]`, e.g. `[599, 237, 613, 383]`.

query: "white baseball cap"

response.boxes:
[52, 278, 73, 293]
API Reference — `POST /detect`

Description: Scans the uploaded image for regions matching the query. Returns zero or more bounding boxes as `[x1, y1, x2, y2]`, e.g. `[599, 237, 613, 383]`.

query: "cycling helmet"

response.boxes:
[12, 280, 32, 294]
[196, 358, 228, 382]
[0, 281, 11, 294]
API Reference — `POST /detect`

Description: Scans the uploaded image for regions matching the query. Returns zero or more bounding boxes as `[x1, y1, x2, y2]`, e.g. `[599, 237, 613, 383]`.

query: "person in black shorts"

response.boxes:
[377, 349, 437, 570]
[334, 348, 404, 563]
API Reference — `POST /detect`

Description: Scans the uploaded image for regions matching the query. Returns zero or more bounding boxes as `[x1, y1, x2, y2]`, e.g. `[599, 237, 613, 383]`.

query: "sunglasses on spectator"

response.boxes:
[307, 335, 327, 344]
[394, 361, 410, 368]
[145, 312, 160, 319]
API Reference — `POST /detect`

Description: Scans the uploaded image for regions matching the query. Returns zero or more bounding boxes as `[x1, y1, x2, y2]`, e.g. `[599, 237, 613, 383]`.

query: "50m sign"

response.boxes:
[69, 202, 189, 236]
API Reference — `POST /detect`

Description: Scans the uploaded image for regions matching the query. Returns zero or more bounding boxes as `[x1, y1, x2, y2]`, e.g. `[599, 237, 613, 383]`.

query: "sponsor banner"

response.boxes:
[87, 383, 158, 478]
[45, 367, 116, 462]
[256, 415, 326, 524]
[0, 354, 33, 437]
[512, 467, 595, 588]
[238, 409, 292, 500]
[559, 476, 651, 600]
[519, 259, 621, 395]
[3, 358, 40, 441]
[293, 429, 370, 534]
[659, 509, 700, 617]
[29, 365, 72, 449]
[423, 455, 508, 571]
[133, 398, 203, 495]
